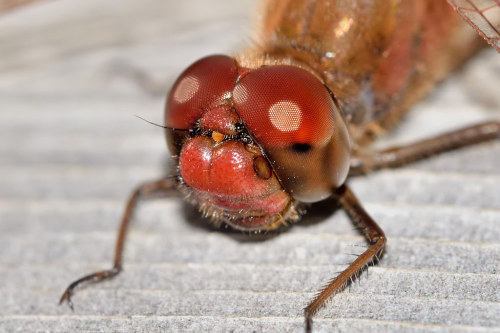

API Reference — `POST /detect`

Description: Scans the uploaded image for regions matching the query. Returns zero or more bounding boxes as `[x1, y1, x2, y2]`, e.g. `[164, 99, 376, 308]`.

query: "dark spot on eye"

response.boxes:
[291, 143, 312, 153]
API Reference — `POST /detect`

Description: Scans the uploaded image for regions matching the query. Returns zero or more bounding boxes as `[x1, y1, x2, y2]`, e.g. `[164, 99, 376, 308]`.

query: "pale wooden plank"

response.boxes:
[0, 0, 499, 332]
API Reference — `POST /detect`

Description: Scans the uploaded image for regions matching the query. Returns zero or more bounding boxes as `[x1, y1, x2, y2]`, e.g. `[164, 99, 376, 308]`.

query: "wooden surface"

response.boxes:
[1, 1, 499, 332]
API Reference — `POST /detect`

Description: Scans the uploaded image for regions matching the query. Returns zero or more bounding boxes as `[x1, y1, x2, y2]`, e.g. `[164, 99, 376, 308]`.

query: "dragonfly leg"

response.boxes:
[304, 184, 386, 333]
[350, 121, 500, 175]
[59, 177, 177, 309]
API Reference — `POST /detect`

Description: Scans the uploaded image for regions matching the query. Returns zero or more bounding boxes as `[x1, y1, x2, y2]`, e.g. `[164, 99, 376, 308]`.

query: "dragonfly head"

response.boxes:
[165, 55, 350, 230]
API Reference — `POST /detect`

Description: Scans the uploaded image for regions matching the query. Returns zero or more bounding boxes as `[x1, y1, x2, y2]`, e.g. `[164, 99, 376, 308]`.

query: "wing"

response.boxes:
[447, 0, 500, 52]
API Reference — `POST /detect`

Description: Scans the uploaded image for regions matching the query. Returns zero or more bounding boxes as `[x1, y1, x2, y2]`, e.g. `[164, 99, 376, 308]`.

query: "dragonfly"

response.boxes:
[59, 0, 500, 332]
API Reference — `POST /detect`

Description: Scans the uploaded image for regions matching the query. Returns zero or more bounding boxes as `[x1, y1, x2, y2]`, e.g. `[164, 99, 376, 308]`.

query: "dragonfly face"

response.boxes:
[165, 55, 350, 230]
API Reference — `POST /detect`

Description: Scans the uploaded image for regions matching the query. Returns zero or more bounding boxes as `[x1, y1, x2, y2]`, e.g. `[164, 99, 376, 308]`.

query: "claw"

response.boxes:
[59, 289, 74, 311]
[305, 315, 312, 333]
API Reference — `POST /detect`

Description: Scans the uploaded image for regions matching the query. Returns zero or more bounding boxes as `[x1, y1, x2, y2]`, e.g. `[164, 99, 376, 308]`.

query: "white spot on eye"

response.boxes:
[173, 76, 199, 103]
[268, 100, 302, 132]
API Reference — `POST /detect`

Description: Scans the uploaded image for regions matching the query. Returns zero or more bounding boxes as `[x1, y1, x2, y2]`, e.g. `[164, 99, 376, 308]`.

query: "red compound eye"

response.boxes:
[233, 65, 351, 202]
[165, 55, 238, 129]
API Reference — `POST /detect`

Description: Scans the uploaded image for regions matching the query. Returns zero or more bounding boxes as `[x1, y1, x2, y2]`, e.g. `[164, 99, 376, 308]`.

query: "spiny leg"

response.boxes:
[350, 121, 500, 175]
[304, 184, 386, 333]
[59, 177, 177, 309]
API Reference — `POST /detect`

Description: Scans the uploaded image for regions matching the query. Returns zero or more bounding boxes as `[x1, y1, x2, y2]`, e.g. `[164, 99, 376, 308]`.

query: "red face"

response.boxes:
[165, 55, 350, 231]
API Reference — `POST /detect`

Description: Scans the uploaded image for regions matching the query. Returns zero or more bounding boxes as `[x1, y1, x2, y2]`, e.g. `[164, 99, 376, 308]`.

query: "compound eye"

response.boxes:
[233, 65, 350, 202]
[165, 55, 238, 130]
